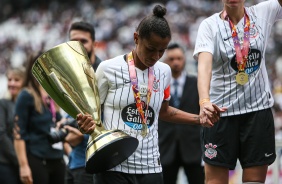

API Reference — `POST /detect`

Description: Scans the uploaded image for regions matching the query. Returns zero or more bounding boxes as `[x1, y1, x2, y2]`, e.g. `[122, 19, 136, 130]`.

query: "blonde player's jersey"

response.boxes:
[95, 54, 171, 174]
[193, 0, 282, 117]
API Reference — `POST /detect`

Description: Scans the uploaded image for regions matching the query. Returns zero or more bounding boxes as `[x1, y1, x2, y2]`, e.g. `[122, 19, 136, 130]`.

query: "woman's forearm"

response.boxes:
[198, 52, 213, 101]
[14, 139, 29, 167]
[159, 102, 200, 125]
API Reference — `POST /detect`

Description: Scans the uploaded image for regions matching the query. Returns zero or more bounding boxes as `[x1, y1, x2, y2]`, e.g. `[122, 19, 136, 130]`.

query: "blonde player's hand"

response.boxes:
[200, 103, 227, 127]
[204, 104, 227, 122]
[76, 113, 96, 134]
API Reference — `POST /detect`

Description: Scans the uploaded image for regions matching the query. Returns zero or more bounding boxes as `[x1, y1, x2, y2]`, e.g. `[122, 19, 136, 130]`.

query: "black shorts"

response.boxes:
[202, 108, 276, 170]
[93, 171, 163, 184]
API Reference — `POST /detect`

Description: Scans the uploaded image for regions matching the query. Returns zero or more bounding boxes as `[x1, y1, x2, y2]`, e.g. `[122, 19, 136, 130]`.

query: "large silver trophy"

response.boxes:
[32, 41, 138, 173]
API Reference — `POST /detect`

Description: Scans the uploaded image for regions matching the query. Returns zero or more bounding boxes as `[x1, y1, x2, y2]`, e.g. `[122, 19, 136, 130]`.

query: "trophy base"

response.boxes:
[85, 129, 139, 174]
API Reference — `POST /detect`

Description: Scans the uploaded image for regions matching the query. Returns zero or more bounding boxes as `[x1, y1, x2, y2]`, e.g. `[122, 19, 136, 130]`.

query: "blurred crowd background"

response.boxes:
[1, 0, 282, 136]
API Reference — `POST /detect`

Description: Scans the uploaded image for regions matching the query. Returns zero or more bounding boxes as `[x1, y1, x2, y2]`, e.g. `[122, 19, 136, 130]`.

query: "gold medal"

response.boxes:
[236, 72, 248, 85]
[141, 124, 148, 137]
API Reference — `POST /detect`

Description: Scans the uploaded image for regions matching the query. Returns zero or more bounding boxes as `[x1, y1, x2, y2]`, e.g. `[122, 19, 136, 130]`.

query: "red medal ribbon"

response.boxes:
[223, 9, 250, 72]
[127, 51, 154, 127]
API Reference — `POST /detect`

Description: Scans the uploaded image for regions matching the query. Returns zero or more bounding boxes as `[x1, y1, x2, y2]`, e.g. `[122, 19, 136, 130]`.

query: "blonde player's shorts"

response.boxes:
[201, 108, 276, 170]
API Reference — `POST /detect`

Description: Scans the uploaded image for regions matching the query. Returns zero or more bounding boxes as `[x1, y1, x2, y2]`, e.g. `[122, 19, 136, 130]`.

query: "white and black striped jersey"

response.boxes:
[193, 0, 282, 117]
[95, 54, 171, 174]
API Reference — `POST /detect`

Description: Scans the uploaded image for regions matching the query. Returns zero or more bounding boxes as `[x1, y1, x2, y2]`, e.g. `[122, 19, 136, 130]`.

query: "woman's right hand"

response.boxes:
[199, 102, 227, 127]
[20, 164, 33, 184]
[76, 113, 96, 134]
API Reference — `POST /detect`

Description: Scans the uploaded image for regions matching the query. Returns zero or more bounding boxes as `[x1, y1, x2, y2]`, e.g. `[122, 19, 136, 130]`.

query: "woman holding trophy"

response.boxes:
[77, 4, 226, 184]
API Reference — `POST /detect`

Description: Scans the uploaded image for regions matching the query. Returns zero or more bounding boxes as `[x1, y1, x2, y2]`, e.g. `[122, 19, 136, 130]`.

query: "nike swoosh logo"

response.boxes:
[223, 36, 231, 41]
[124, 79, 131, 84]
[265, 153, 273, 157]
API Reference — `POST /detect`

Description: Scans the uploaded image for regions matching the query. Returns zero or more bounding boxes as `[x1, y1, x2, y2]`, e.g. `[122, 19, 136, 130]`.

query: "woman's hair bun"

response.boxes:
[153, 5, 166, 18]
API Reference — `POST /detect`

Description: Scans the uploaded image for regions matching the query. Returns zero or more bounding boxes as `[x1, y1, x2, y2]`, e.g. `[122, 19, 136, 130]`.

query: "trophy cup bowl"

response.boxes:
[32, 41, 139, 174]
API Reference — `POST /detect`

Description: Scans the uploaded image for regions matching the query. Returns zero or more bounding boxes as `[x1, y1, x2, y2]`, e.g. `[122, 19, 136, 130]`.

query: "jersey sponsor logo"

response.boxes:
[204, 143, 217, 159]
[121, 102, 155, 130]
[231, 48, 261, 75]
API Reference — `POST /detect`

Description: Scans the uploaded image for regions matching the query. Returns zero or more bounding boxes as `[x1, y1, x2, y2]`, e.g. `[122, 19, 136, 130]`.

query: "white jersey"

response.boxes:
[95, 54, 171, 174]
[193, 0, 282, 117]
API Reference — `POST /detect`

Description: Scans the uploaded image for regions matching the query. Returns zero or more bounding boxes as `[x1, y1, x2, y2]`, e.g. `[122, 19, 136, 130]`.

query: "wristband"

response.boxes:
[199, 98, 210, 106]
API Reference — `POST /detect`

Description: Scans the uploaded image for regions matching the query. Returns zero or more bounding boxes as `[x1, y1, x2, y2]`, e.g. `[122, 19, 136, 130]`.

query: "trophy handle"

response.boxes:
[49, 72, 101, 137]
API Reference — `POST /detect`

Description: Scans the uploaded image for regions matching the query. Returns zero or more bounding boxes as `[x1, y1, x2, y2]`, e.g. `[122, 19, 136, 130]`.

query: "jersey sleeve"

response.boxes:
[163, 63, 171, 101]
[163, 85, 170, 101]
[193, 18, 215, 61]
[95, 61, 109, 104]
[252, 0, 282, 23]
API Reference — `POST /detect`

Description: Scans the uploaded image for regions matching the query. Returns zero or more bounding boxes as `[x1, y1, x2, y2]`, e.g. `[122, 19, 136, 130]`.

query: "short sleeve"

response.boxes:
[163, 85, 170, 101]
[95, 61, 109, 104]
[193, 19, 215, 61]
[162, 63, 171, 101]
[252, 0, 282, 23]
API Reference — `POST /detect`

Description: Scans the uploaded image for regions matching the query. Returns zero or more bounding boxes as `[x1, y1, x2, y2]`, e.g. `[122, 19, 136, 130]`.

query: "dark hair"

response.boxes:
[23, 51, 45, 113]
[23, 52, 43, 95]
[136, 5, 171, 39]
[167, 43, 185, 53]
[69, 21, 95, 41]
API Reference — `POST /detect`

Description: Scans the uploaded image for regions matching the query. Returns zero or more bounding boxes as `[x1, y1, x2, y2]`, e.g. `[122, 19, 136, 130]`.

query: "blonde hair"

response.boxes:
[4, 67, 26, 101]
[23, 51, 44, 113]
[24, 86, 44, 113]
